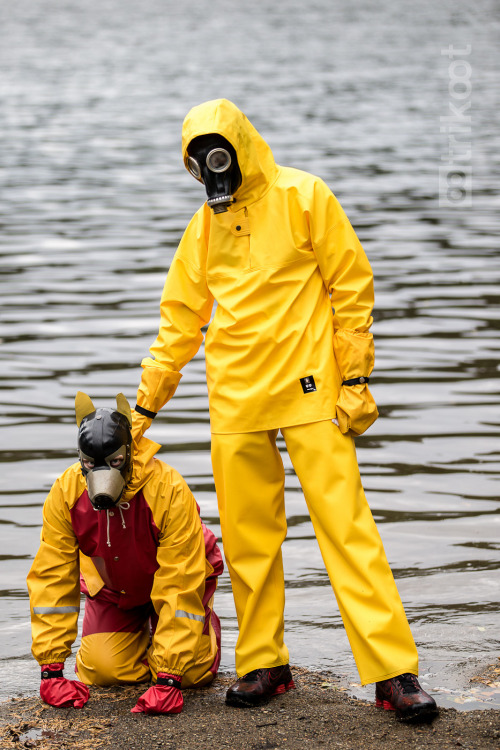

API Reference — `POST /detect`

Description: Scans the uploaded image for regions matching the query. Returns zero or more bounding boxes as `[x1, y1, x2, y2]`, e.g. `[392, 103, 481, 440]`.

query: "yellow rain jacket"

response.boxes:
[137, 98, 378, 436]
[27, 436, 218, 677]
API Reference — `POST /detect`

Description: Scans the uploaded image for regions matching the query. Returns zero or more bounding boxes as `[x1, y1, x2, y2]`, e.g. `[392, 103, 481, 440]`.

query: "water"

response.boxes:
[0, 0, 499, 710]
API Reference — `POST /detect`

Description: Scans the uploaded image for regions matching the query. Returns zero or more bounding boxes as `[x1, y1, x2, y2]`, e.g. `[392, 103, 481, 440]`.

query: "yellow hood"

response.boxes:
[181, 98, 278, 208]
[121, 434, 161, 503]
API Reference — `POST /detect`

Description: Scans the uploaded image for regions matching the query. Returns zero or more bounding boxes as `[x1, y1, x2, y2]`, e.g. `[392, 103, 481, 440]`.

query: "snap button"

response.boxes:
[230, 216, 250, 235]
[109, 511, 114, 516]
[359, 376, 365, 383]
[120, 590, 126, 594]
[114, 556, 119, 561]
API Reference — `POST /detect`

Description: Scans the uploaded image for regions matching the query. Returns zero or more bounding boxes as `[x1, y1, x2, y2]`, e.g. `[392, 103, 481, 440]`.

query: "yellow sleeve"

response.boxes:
[26, 470, 82, 665]
[310, 185, 378, 435]
[310, 185, 374, 332]
[146, 467, 208, 677]
[134, 214, 214, 435]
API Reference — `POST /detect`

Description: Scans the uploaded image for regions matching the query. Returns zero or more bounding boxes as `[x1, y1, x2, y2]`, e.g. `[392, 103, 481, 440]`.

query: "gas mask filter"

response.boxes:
[75, 392, 133, 511]
[186, 134, 242, 213]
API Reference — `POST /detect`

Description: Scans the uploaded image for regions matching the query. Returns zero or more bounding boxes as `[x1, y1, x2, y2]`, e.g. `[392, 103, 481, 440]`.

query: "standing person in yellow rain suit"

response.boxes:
[132, 99, 438, 721]
[27, 392, 223, 715]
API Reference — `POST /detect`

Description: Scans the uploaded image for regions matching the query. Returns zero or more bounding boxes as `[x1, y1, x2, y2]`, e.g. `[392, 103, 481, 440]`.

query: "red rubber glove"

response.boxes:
[40, 663, 90, 709]
[131, 673, 183, 714]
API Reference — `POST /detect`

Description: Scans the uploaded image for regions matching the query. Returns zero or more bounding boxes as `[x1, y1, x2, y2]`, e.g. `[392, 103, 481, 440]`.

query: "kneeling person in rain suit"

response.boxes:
[27, 392, 223, 714]
[133, 99, 438, 721]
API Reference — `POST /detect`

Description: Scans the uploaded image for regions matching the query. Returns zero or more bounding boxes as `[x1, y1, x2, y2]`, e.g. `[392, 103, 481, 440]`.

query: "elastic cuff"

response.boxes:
[157, 668, 183, 678]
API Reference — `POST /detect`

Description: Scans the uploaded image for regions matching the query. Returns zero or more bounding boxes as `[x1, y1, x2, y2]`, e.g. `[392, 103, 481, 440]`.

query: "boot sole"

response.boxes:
[226, 679, 296, 708]
[376, 697, 438, 722]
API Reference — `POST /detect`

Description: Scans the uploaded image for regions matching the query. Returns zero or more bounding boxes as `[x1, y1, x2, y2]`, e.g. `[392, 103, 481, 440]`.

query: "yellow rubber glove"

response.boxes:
[333, 328, 379, 436]
[132, 361, 183, 441]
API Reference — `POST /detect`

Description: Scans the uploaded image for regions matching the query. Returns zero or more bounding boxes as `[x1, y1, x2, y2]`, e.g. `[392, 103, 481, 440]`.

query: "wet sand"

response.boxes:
[2, 668, 499, 750]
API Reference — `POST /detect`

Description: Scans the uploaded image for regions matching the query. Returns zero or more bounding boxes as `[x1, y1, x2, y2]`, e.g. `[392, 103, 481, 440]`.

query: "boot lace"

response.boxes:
[396, 673, 419, 694]
[242, 669, 266, 682]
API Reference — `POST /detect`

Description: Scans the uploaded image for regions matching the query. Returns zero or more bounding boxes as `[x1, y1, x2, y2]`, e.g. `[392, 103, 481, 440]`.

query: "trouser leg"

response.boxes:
[282, 420, 419, 685]
[76, 589, 151, 686]
[78, 588, 220, 689]
[211, 430, 289, 677]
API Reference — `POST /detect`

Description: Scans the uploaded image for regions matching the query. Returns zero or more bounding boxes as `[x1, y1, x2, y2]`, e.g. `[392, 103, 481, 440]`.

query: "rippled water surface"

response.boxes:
[1, 0, 499, 710]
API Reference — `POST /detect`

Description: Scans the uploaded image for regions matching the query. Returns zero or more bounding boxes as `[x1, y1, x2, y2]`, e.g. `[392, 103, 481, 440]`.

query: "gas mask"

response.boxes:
[186, 134, 242, 213]
[75, 392, 133, 511]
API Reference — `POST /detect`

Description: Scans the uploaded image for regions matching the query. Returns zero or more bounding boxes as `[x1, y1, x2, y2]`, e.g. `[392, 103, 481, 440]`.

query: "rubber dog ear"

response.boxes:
[75, 392, 96, 427]
[115, 393, 132, 428]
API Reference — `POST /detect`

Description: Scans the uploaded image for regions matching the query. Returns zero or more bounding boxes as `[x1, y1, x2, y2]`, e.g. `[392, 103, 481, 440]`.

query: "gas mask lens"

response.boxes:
[187, 156, 202, 181]
[187, 148, 232, 182]
[206, 148, 231, 173]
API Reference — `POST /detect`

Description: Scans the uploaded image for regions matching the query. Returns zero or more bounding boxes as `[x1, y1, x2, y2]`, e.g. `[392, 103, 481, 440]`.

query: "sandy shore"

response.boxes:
[1, 668, 499, 750]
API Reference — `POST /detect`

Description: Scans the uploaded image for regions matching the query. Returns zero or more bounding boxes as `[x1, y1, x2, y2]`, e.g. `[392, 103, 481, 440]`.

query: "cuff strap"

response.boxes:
[342, 376, 370, 386]
[41, 668, 64, 679]
[156, 675, 182, 689]
[134, 404, 158, 419]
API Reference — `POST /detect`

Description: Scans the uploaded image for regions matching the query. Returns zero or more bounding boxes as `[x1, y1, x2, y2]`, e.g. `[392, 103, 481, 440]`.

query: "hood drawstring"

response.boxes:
[105, 502, 131, 548]
[119, 502, 130, 529]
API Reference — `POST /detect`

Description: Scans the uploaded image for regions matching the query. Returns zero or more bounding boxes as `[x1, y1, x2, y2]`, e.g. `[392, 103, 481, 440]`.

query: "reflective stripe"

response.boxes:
[175, 609, 204, 623]
[33, 606, 80, 614]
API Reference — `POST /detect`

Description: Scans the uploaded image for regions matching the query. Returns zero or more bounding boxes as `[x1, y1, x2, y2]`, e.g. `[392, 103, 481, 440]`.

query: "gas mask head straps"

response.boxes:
[75, 392, 133, 511]
[186, 133, 242, 213]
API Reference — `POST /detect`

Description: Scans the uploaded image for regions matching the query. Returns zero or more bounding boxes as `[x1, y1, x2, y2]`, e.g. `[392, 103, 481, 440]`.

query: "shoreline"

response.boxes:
[1, 667, 499, 750]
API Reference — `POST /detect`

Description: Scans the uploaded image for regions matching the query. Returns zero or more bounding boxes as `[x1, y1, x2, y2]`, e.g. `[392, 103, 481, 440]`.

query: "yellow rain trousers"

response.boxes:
[134, 99, 418, 683]
[27, 436, 221, 687]
[212, 421, 418, 684]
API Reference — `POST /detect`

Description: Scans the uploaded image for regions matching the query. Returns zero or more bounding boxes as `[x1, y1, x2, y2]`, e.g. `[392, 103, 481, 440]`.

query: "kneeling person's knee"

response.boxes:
[76, 630, 150, 686]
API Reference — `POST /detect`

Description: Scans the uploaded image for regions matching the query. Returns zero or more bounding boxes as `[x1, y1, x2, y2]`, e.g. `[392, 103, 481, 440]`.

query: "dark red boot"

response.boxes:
[225, 665, 295, 707]
[376, 673, 438, 721]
